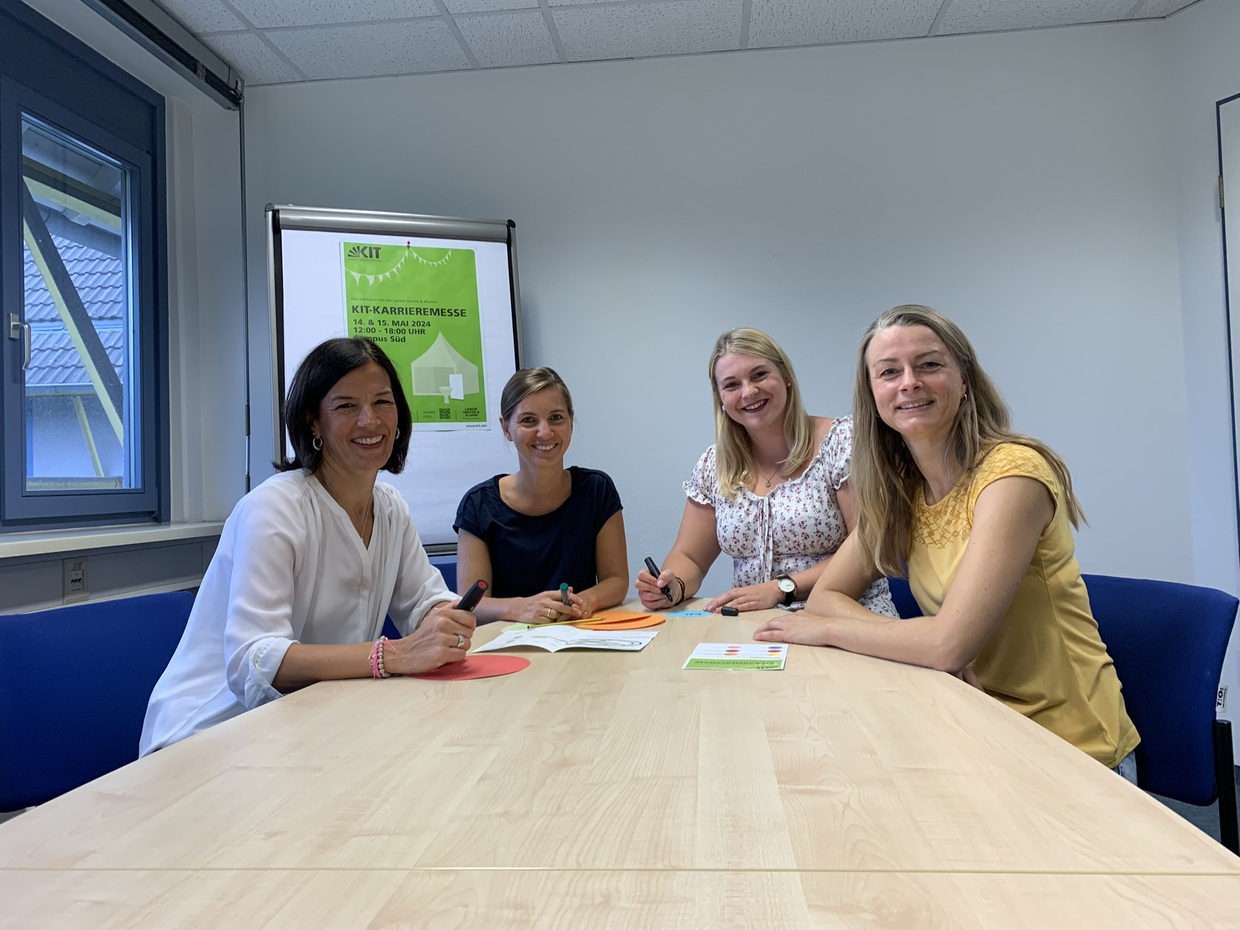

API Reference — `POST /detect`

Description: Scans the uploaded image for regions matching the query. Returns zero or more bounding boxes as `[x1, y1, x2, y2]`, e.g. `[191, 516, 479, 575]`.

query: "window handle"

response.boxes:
[8, 313, 31, 371]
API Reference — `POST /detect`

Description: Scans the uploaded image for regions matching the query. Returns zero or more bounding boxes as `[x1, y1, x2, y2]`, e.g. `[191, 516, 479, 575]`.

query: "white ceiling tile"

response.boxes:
[200, 31, 305, 84]
[156, 0, 1206, 82]
[457, 11, 559, 68]
[554, 0, 742, 62]
[228, 0, 439, 29]
[936, 0, 1138, 36]
[749, 0, 939, 49]
[155, 0, 247, 32]
[444, 0, 539, 12]
[266, 20, 471, 79]
[1134, 0, 1198, 17]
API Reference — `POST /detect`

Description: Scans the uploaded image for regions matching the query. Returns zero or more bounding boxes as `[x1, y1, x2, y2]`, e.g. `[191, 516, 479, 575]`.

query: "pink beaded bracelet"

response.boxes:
[369, 636, 390, 679]
[377, 637, 389, 678]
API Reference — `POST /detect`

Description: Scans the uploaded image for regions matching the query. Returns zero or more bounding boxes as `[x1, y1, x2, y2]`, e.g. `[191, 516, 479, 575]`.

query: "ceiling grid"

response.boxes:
[147, 0, 1200, 86]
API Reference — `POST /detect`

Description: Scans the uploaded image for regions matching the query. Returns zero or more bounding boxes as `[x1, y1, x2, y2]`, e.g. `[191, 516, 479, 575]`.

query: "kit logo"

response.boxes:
[347, 245, 381, 260]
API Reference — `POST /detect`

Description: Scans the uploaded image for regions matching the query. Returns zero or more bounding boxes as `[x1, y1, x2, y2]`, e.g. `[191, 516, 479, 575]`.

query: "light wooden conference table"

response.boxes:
[2, 602, 1239, 928]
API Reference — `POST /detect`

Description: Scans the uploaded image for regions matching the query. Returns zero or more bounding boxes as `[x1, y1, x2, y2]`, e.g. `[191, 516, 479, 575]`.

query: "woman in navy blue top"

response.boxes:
[454, 367, 628, 623]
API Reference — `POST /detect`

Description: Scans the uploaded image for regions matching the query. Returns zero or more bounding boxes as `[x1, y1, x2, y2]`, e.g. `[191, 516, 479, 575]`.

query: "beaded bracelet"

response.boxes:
[369, 636, 391, 679]
[376, 637, 390, 678]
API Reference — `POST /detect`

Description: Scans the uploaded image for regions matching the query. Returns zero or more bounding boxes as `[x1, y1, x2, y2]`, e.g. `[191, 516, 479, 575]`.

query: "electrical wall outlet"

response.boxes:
[1218, 685, 1229, 713]
[62, 557, 88, 603]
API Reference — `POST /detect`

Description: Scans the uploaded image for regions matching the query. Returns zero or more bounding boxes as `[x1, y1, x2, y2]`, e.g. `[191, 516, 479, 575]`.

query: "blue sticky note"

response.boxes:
[667, 610, 714, 618]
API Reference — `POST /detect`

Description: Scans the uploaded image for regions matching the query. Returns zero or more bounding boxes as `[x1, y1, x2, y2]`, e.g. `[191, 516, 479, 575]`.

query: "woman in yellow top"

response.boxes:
[754, 305, 1139, 775]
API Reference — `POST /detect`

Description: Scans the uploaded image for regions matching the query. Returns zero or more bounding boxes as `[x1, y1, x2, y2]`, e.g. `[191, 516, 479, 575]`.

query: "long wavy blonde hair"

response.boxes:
[851, 305, 1084, 577]
[708, 328, 815, 500]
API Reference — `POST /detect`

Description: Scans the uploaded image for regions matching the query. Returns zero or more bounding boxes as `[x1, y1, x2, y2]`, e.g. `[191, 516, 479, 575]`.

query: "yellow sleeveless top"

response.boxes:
[907, 444, 1139, 767]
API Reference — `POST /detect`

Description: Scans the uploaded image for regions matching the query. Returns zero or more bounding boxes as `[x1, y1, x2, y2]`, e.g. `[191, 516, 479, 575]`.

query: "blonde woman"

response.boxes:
[637, 328, 895, 615]
[755, 305, 1139, 776]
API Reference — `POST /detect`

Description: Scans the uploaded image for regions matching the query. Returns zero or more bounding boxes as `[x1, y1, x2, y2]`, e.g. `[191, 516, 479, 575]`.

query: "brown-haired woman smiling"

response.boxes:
[455, 367, 628, 624]
[141, 338, 473, 754]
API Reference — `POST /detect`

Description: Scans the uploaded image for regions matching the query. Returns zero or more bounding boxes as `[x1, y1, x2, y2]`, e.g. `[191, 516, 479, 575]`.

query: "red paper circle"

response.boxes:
[409, 654, 531, 681]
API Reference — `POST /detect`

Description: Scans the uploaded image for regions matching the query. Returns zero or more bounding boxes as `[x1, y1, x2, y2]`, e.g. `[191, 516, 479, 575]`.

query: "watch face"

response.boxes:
[778, 578, 796, 594]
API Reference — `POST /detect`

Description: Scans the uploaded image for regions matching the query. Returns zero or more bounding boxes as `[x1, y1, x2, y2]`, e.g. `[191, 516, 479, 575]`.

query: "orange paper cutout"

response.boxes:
[573, 614, 665, 630]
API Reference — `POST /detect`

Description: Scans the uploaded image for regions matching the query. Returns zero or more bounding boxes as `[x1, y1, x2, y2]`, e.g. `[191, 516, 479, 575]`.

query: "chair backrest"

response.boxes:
[0, 590, 194, 811]
[382, 557, 458, 640]
[1083, 574, 1237, 805]
[434, 557, 458, 594]
[885, 576, 922, 620]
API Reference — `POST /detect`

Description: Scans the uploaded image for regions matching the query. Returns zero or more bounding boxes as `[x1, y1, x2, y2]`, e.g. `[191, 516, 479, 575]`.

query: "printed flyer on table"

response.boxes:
[683, 643, 788, 670]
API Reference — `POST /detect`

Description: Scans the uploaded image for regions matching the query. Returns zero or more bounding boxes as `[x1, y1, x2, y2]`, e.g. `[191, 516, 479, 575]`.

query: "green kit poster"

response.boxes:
[342, 241, 487, 430]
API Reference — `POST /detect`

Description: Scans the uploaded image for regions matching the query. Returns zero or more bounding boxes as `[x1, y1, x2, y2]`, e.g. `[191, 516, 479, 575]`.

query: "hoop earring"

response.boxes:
[395, 428, 401, 440]
[312, 436, 323, 451]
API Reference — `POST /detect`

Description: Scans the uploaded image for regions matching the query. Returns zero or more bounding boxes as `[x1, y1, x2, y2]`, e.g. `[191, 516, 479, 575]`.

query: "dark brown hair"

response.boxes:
[499, 367, 574, 423]
[278, 337, 412, 474]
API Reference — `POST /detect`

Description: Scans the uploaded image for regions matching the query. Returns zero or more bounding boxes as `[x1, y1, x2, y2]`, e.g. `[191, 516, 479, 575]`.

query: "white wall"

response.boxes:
[1168, 0, 1240, 725]
[245, 21, 1190, 599]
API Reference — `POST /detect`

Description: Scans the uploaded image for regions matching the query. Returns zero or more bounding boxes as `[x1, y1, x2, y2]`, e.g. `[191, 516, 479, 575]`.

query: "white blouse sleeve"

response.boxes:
[221, 484, 305, 709]
[383, 487, 456, 636]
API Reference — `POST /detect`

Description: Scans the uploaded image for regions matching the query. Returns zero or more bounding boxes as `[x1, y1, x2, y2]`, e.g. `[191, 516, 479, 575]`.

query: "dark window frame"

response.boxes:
[1, 0, 168, 529]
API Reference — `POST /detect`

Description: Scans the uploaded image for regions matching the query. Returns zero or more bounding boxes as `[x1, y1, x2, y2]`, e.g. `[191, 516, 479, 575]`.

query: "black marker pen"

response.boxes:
[456, 580, 488, 612]
[644, 556, 672, 601]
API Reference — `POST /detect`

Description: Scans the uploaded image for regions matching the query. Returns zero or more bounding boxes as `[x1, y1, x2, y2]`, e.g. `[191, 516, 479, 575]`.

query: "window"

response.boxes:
[1, 2, 167, 528]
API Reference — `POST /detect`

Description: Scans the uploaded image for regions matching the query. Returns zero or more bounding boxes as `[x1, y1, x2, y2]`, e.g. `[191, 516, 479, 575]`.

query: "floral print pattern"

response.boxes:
[684, 416, 897, 614]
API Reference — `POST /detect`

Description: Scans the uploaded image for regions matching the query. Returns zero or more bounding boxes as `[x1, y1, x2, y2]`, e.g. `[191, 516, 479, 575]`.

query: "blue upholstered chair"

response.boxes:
[382, 556, 458, 640]
[0, 591, 194, 812]
[434, 557, 458, 595]
[1083, 574, 1238, 853]
[885, 576, 921, 619]
[889, 573, 1239, 851]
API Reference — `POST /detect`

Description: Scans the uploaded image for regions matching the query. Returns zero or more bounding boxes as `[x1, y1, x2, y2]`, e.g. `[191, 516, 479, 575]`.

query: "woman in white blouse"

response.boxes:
[636, 328, 895, 616]
[140, 338, 475, 754]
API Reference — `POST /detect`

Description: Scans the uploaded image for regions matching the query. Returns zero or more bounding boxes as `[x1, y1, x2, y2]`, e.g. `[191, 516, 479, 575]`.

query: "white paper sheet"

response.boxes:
[474, 627, 659, 653]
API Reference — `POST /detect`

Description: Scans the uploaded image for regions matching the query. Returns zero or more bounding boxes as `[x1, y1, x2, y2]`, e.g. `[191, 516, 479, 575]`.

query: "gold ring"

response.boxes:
[546, 608, 554, 620]
[456, 634, 466, 648]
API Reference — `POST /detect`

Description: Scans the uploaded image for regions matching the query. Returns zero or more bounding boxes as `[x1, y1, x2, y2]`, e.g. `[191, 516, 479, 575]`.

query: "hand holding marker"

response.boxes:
[644, 557, 672, 602]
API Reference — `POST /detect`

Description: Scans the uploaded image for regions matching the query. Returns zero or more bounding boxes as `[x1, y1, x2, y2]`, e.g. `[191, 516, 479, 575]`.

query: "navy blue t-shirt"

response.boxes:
[453, 466, 623, 598]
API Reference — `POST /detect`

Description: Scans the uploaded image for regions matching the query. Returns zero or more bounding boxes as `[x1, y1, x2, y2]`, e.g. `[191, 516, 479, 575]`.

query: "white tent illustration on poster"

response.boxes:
[411, 332, 480, 401]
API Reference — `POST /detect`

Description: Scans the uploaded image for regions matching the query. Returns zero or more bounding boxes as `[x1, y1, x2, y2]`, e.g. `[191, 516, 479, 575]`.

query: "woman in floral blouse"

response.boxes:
[636, 327, 895, 616]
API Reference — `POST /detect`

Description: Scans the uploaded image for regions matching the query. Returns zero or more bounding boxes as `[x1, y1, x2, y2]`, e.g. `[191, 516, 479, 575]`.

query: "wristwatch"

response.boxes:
[775, 575, 797, 606]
